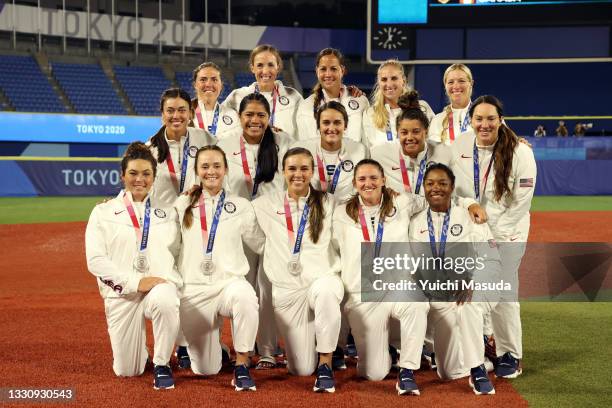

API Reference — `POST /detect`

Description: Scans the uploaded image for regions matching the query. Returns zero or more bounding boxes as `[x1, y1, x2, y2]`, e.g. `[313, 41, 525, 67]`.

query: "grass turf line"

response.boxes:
[515, 302, 612, 408]
[530, 196, 612, 212]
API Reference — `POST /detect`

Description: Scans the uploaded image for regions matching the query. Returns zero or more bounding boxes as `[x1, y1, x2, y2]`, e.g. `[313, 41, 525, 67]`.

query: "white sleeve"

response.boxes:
[85, 206, 141, 296]
[221, 89, 240, 111]
[242, 202, 266, 255]
[362, 109, 376, 151]
[296, 100, 318, 141]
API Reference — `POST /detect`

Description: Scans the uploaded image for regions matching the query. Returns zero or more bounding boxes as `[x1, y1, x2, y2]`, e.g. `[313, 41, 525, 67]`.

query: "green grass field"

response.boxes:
[1, 195, 610, 407]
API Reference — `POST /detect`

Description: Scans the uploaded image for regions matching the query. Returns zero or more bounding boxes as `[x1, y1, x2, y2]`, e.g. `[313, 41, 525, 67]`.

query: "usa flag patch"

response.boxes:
[519, 178, 534, 188]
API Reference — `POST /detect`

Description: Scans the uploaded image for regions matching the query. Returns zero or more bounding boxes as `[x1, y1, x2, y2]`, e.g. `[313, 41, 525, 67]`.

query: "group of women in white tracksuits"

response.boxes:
[85, 47, 536, 396]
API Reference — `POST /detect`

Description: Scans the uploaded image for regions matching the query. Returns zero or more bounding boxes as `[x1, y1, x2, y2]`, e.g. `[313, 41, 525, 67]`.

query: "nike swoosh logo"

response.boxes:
[510, 237, 518, 241]
[319, 376, 331, 379]
[238, 376, 250, 379]
[420, 229, 428, 234]
[461, 154, 472, 159]
[276, 211, 286, 215]
[114, 210, 125, 215]
[392, 166, 400, 170]
[233, 151, 241, 155]
[476, 377, 487, 381]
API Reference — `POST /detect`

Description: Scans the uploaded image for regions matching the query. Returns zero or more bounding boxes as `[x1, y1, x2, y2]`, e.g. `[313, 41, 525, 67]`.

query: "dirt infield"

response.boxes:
[2, 211, 611, 406]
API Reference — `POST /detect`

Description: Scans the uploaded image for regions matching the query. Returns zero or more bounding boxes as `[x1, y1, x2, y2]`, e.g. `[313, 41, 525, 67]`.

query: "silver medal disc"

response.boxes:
[133, 254, 149, 273]
[201, 259, 215, 275]
[288, 260, 302, 276]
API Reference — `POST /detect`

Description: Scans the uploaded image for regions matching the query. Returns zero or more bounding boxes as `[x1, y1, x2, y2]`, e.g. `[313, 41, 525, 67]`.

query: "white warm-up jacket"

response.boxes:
[192, 101, 241, 141]
[428, 104, 472, 146]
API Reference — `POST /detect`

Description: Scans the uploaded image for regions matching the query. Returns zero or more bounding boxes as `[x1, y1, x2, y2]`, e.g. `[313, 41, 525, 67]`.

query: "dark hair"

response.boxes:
[149, 88, 193, 163]
[312, 48, 346, 115]
[423, 163, 455, 187]
[239, 93, 279, 184]
[396, 90, 429, 131]
[121, 142, 157, 177]
[315, 101, 349, 129]
[469, 95, 518, 201]
[345, 159, 394, 224]
[182, 145, 228, 229]
[282, 147, 327, 244]
[190, 62, 223, 110]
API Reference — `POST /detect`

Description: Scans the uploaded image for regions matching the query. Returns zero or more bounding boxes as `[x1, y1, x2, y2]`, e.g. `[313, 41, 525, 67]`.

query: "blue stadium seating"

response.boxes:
[52, 63, 126, 115]
[0, 55, 66, 113]
[114, 65, 172, 116]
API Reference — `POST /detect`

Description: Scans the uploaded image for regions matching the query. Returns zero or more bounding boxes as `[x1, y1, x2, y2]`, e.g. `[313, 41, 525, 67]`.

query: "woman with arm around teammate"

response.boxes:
[174, 145, 264, 391]
[296, 48, 369, 142]
[291, 101, 366, 202]
[190, 62, 241, 140]
[148, 88, 215, 208]
[252, 148, 344, 393]
[222, 44, 302, 141]
[85, 142, 182, 390]
[451, 95, 537, 379]
[363, 59, 434, 149]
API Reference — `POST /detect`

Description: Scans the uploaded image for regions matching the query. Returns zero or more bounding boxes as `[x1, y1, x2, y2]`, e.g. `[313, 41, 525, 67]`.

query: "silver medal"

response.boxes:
[201, 259, 215, 275]
[287, 260, 302, 276]
[133, 254, 149, 273]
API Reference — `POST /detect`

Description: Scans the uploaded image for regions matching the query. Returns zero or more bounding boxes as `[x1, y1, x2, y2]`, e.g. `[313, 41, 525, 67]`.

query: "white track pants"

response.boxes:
[180, 279, 259, 375]
[104, 282, 179, 376]
[346, 300, 429, 381]
[273, 275, 344, 376]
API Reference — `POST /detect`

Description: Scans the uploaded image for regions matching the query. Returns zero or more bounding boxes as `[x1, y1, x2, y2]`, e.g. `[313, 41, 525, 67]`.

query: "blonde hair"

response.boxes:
[249, 44, 283, 72]
[370, 60, 411, 131]
[439, 64, 474, 144]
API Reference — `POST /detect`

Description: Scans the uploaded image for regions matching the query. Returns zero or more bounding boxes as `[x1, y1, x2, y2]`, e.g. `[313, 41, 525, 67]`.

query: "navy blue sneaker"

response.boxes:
[332, 346, 347, 371]
[469, 364, 495, 395]
[175, 346, 191, 370]
[421, 347, 436, 370]
[495, 352, 522, 378]
[232, 364, 256, 391]
[484, 335, 497, 364]
[153, 365, 175, 390]
[396, 368, 420, 396]
[313, 364, 335, 393]
[389, 345, 399, 370]
[345, 333, 358, 358]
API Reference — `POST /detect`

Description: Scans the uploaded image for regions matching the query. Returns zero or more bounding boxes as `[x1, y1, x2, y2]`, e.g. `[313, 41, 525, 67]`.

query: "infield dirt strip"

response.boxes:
[3, 211, 609, 407]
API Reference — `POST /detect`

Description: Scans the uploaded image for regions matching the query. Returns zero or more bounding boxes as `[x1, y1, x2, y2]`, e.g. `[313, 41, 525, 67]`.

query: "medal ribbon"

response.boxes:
[399, 150, 427, 194]
[427, 208, 450, 259]
[316, 151, 343, 194]
[448, 103, 471, 141]
[283, 195, 311, 259]
[385, 121, 393, 141]
[239, 137, 260, 198]
[123, 193, 151, 253]
[473, 141, 495, 202]
[199, 190, 226, 259]
[165, 134, 190, 193]
[358, 204, 384, 258]
[196, 103, 220, 135]
[255, 84, 278, 126]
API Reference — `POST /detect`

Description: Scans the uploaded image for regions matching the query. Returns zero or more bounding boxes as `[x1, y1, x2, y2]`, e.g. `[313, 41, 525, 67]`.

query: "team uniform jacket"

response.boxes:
[174, 191, 265, 290]
[85, 191, 182, 299]
[252, 191, 340, 290]
[289, 137, 367, 203]
[428, 105, 472, 146]
[332, 194, 426, 300]
[148, 127, 215, 208]
[370, 141, 453, 196]
[216, 131, 289, 200]
[451, 132, 537, 241]
[191, 99, 241, 141]
[296, 85, 369, 143]
[362, 100, 435, 150]
[222, 80, 303, 141]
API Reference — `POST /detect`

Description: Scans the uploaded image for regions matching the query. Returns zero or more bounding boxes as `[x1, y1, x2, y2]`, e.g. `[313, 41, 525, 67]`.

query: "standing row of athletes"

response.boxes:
[85, 44, 536, 396]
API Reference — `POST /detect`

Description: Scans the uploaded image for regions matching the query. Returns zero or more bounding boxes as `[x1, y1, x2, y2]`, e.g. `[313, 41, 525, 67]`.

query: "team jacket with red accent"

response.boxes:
[252, 190, 340, 290]
[296, 85, 369, 143]
[174, 190, 265, 288]
[408, 203, 502, 300]
[362, 100, 435, 150]
[289, 137, 367, 203]
[148, 127, 216, 208]
[428, 105, 472, 146]
[85, 191, 182, 299]
[332, 194, 426, 298]
[191, 99, 241, 141]
[216, 131, 289, 200]
[450, 132, 537, 241]
[222, 80, 303, 141]
[370, 141, 453, 196]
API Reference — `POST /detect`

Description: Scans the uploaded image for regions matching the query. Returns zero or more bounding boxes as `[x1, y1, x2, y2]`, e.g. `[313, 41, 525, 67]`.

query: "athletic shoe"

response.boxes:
[332, 346, 347, 370]
[469, 364, 495, 395]
[313, 364, 335, 393]
[484, 335, 497, 364]
[345, 333, 358, 358]
[421, 347, 437, 370]
[153, 365, 175, 390]
[396, 368, 420, 396]
[389, 345, 399, 370]
[495, 352, 522, 378]
[175, 346, 191, 370]
[231, 364, 256, 391]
